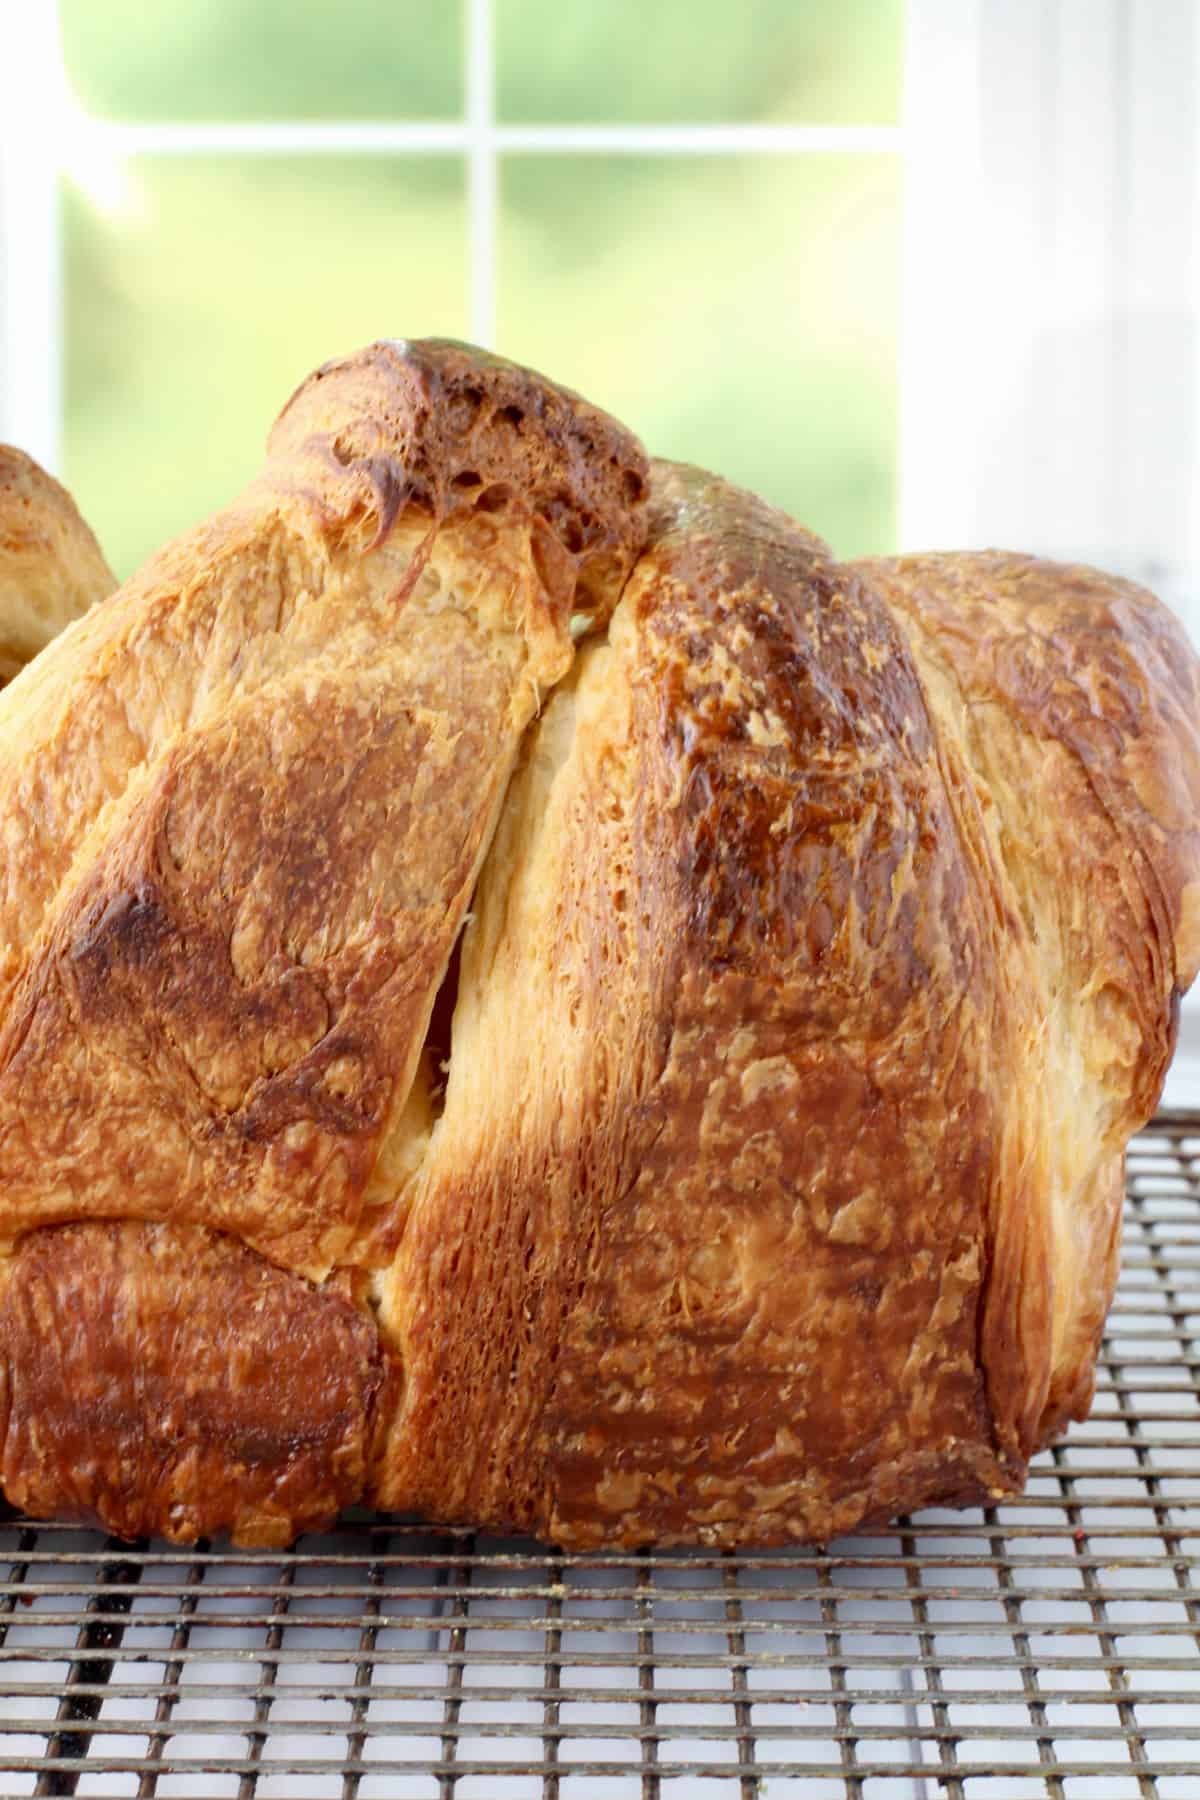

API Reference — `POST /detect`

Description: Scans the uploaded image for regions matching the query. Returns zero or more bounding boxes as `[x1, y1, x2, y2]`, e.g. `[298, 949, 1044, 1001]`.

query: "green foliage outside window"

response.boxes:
[59, 0, 903, 580]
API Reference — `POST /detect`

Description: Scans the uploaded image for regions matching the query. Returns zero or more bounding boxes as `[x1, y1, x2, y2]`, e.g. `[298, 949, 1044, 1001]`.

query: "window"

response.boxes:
[3, 0, 904, 579]
[0, 2, 1195, 599]
[3, 2, 1196, 630]
[2, 0, 1197, 628]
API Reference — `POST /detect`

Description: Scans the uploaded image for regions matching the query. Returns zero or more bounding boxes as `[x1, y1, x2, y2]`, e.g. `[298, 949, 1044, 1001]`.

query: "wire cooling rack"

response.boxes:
[0, 1114, 1197, 1799]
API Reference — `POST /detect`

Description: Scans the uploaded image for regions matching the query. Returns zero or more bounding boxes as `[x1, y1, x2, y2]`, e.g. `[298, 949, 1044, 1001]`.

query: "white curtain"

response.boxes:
[904, 0, 1197, 642]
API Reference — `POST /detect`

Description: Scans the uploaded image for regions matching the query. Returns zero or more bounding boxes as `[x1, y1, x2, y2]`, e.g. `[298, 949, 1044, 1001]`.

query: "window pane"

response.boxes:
[64, 158, 466, 579]
[498, 0, 903, 125]
[499, 156, 898, 559]
[60, 0, 462, 122]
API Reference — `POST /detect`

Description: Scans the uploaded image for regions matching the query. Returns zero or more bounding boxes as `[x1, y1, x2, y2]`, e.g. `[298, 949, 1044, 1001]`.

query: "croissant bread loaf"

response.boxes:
[0, 446, 115, 684]
[0, 339, 1196, 1549]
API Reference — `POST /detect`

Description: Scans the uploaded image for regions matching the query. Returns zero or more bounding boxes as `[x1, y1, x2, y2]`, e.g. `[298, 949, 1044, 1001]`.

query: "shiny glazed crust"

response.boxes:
[0, 350, 1195, 1548]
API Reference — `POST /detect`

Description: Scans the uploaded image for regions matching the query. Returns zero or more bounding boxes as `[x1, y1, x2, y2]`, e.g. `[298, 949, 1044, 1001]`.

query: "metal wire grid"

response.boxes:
[0, 1115, 1196, 1799]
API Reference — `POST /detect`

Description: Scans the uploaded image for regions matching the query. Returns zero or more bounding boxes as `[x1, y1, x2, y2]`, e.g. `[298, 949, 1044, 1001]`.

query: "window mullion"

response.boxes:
[466, 0, 497, 349]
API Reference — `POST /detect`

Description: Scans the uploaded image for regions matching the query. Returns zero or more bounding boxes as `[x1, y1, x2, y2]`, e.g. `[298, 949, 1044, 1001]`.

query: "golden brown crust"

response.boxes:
[0, 349, 1196, 1552]
[378, 468, 1200, 1547]
[0, 342, 645, 1542]
[860, 551, 1200, 1448]
[0, 1221, 390, 1546]
[0, 342, 648, 1282]
[266, 338, 648, 619]
[379, 463, 1022, 1543]
[0, 446, 115, 683]
[863, 551, 1200, 1019]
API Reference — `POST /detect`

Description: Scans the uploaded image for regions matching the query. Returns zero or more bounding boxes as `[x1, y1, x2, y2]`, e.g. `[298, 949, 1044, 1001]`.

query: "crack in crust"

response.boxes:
[0, 341, 648, 1542]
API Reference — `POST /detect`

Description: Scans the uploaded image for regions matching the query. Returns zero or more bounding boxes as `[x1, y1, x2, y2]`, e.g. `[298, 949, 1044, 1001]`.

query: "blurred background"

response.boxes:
[1, 1, 1195, 632]
[6, 0, 904, 580]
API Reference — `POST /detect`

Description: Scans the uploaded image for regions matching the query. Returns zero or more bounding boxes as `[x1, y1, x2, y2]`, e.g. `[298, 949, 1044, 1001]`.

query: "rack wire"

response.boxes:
[0, 1112, 1197, 1798]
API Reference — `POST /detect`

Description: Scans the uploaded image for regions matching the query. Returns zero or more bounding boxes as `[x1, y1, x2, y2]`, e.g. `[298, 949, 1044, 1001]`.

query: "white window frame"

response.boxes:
[0, 0, 902, 471]
[3, 1, 1197, 588]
